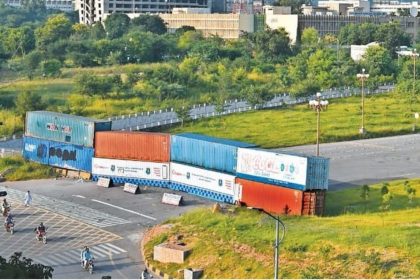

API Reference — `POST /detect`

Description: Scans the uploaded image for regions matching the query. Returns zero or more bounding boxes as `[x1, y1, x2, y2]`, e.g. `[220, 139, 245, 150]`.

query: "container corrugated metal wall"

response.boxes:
[25, 111, 111, 147]
[306, 157, 329, 190]
[171, 133, 257, 174]
[237, 148, 329, 190]
[94, 131, 170, 162]
[23, 136, 94, 172]
[236, 178, 305, 215]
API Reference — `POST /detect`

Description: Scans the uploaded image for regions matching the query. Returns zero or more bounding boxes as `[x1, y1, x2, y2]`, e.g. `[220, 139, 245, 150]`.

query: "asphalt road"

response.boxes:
[273, 134, 420, 190]
[0, 180, 212, 279]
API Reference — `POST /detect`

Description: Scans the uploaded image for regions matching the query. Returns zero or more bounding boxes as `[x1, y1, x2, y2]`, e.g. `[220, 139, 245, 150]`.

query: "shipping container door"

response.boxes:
[233, 183, 242, 203]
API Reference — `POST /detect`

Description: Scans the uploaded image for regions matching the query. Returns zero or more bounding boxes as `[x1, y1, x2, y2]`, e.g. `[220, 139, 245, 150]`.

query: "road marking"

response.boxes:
[72, 195, 86, 199]
[97, 242, 127, 253]
[91, 199, 157, 221]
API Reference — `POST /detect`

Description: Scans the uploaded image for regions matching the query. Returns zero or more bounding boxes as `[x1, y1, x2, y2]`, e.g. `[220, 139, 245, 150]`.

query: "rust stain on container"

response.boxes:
[94, 131, 170, 162]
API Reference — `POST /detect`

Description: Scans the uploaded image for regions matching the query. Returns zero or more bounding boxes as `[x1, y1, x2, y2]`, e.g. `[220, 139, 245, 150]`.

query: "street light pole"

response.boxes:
[248, 207, 286, 279]
[412, 49, 418, 112]
[357, 69, 369, 135]
[309, 92, 329, 156]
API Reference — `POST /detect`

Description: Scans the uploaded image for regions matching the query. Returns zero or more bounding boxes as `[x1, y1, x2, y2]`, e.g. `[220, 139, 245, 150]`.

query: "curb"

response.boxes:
[141, 229, 173, 279]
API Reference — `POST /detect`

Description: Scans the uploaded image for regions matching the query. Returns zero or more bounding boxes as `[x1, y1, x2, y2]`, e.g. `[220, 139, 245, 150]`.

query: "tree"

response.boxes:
[0, 252, 53, 278]
[300, 27, 319, 48]
[375, 22, 411, 55]
[75, 73, 113, 98]
[175, 25, 196, 35]
[90, 22, 106, 40]
[15, 91, 46, 120]
[403, 181, 416, 204]
[104, 13, 130, 39]
[3, 26, 35, 56]
[41, 59, 61, 77]
[35, 14, 72, 50]
[381, 182, 390, 195]
[241, 84, 273, 108]
[130, 15, 167, 34]
[24, 50, 43, 79]
[244, 29, 292, 62]
[174, 103, 191, 127]
[362, 45, 395, 78]
[360, 184, 370, 200]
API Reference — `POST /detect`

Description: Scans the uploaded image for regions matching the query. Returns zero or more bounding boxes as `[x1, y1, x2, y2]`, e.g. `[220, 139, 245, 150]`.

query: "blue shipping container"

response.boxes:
[23, 136, 94, 172]
[171, 133, 257, 174]
[25, 111, 111, 147]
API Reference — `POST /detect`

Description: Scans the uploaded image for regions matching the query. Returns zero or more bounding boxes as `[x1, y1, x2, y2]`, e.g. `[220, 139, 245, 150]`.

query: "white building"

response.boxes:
[264, 6, 298, 44]
[6, 0, 74, 12]
[350, 42, 380, 61]
[77, 0, 211, 25]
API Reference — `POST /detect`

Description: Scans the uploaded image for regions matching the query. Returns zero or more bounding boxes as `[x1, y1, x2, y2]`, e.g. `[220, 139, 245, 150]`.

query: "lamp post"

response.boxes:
[248, 207, 285, 279]
[309, 92, 329, 156]
[357, 68, 369, 135]
[414, 112, 419, 132]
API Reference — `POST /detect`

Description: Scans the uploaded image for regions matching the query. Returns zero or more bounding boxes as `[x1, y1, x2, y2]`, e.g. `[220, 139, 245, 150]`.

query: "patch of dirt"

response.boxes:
[232, 242, 271, 264]
[142, 224, 173, 245]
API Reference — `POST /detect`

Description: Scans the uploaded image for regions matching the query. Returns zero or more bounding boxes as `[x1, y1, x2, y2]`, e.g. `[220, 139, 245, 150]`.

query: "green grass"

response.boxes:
[0, 156, 54, 181]
[166, 92, 420, 148]
[144, 179, 420, 279]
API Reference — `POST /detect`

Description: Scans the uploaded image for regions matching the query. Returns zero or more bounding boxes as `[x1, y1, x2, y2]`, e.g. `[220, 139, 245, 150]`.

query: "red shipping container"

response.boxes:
[94, 131, 170, 162]
[237, 178, 304, 215]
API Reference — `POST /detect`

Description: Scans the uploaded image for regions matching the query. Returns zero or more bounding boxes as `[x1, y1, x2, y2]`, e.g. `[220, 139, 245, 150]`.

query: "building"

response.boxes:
[77, 0, 211, 25]
[6, 0, 74, 12]
[160, 11, 254, 39]
[350, 41, 379, 61]
[264, 6, 298, 43]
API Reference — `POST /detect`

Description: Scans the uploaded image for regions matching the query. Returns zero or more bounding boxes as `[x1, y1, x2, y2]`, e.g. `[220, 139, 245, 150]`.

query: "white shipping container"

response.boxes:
[170, 162, 236, 196]
[236, 148, 308, 188]
[92, 157, 169, 180]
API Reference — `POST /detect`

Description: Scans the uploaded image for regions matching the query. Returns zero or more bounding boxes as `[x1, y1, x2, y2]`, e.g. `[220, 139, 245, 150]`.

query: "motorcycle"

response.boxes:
[82, 258, 94, 274]
[35, 229, 47, 244]
[4, 221, 14, 235]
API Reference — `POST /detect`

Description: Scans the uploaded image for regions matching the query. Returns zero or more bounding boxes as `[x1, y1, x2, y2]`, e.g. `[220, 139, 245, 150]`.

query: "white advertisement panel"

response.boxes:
[92, 158, 169, 180]
[236, 148, 308, 188]
[170, 162, 236, 196]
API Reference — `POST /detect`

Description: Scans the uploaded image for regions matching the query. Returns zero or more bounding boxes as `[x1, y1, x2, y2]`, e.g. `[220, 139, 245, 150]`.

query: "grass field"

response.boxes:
[143, 179, 420, 279]
[0, 156, 53, 181]
[167, 92, 420, 148]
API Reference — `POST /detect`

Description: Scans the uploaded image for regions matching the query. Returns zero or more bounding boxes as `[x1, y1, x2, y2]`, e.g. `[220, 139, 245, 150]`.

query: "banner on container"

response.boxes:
[92, 158, 169, 181]
[170, 162, 236, 196]
[236, 148, 308, 189]
[23, 136, 94, 172]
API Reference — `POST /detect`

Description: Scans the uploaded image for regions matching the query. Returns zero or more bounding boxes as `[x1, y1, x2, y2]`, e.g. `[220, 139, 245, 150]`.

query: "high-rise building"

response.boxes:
[6, 0, 74, 12]
[77, 0, 211, 24]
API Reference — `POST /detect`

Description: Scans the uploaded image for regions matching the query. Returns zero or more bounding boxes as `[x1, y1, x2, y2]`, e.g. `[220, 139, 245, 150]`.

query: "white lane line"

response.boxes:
[36, 257, 60, 267]
[97, 243, 127, 254]
[91, 246, 112, 257]
[72, 195, 86, 199]
[91, 199, 157, 221]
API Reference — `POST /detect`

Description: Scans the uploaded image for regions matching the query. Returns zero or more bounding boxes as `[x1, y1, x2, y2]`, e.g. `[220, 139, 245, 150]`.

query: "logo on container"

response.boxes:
[186, 172, 190, 179]
[218, 179, 223, 186]
[110, 165, 115, 172]
[146, 168, 151, 175]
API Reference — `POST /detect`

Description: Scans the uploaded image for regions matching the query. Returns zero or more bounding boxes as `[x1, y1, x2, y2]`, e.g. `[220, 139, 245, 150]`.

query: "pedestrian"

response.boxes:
[24, 190, 32, 207]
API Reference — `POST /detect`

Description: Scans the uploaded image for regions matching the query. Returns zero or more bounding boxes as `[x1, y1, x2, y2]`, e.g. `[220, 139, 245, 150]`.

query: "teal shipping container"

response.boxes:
[25, 111, 111, 147]
[171, 133, 257, 174]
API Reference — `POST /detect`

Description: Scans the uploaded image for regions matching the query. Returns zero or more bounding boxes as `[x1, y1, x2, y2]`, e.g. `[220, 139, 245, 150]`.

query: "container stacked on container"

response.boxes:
[235, 148, 329, 215]
[91, 131, 170, 188]
[23, 111, 111, 173]
[169, 133, 257, 204]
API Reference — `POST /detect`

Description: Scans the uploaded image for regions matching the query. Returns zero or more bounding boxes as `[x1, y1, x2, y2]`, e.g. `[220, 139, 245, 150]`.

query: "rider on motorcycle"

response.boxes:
[4, 212, 13, 228]
[35, 222, 46, 238]
[82, 248, 94, 268]
[2, 198, 10, 215]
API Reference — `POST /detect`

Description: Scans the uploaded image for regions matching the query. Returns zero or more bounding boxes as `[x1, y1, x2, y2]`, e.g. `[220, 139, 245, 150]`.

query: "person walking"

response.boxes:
[24, 190, 32, 207]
